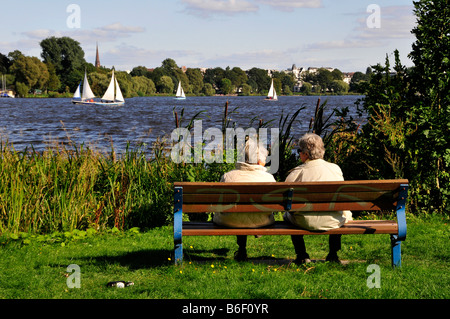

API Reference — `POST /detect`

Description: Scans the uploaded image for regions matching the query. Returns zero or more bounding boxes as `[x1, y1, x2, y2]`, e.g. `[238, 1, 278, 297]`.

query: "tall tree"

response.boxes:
[40, 36, 86, 90]
[186, 68, 204, 94]
[247, 67, 270, 93]
[407, 0, 450, 212]
[10, 55, 49, 91]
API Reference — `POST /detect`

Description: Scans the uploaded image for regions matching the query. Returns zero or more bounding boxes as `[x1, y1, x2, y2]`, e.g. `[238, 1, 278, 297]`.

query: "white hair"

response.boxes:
[298, 133, 325, 160]
[245, 137, 268, 164]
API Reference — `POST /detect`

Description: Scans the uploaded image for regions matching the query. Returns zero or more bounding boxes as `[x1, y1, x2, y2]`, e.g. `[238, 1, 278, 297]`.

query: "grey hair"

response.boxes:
[298, 133, 325, 160]
[245, 137, 269, 164]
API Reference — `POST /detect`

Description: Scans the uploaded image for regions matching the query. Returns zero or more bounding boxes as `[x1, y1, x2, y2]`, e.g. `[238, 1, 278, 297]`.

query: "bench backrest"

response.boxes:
[174, 179, 409, 213]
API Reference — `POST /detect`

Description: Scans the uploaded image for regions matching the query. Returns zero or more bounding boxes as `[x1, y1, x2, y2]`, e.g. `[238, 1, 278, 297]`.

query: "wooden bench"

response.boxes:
[173, 179, 408, 268]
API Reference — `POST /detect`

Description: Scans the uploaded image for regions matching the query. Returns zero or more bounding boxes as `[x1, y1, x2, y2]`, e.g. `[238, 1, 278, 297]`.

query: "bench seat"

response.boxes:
[182, 220, 398, 236]
[173, 180, 409, 268]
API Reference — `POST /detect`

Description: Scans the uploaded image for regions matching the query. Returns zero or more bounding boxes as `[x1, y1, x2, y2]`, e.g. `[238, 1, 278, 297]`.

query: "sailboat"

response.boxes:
[72, 71, 96, 105]
[175, 81, 186, 100]
[1, 75, 15, 98]
[265, 79, 278, 101]
[98, 69, 125, 106]
[72, 70, 125, 106]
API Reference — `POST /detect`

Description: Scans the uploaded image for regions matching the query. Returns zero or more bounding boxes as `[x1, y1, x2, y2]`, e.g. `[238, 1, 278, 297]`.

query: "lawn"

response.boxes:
[0, 214, 448, 303]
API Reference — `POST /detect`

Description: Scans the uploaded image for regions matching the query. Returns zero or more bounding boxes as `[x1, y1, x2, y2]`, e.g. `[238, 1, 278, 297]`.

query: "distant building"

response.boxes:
[95, 43, 101, 68]
[343, 72, 355, 84]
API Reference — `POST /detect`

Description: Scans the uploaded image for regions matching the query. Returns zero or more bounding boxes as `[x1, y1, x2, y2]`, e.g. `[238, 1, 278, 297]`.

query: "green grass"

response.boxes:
[0, 214, 448, 299]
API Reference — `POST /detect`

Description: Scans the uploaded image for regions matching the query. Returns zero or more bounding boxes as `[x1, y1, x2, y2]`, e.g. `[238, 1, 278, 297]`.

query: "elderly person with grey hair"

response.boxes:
[213, 138, 276, 261]
[284, 133, 352, 264]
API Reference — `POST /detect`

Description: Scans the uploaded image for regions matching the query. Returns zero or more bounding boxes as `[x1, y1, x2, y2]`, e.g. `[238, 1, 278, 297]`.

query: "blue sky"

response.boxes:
[0, 0, 416, 72]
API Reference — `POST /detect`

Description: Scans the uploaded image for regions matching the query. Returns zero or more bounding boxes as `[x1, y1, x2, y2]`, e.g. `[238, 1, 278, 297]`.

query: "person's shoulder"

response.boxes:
[285, 164, 306, 182]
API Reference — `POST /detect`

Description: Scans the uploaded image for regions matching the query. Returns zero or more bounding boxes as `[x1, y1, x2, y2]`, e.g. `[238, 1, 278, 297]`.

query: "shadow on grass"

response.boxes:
[76, 247, 232, 269]
[78, 249, 173, 269]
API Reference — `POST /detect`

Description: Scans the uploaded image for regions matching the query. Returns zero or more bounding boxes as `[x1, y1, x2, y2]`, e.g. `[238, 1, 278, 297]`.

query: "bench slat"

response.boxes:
[182, 201, 396, 213]
[182, 220, 398, 236]
[182, 191, 397, 204]
[174, 180, 408, 195]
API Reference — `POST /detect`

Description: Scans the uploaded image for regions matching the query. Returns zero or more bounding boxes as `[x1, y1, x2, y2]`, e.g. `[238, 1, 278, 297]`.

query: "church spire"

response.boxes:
[95, 43, 100, 68]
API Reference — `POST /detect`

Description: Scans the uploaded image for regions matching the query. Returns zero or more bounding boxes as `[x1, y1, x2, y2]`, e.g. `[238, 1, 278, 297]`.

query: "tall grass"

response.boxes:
[0, 139, 171, 234]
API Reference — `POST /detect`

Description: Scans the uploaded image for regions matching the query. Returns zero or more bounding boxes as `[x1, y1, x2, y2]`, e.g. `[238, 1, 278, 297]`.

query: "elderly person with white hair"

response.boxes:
[213, 138, 276, 261]
[284, 133, 352, 264]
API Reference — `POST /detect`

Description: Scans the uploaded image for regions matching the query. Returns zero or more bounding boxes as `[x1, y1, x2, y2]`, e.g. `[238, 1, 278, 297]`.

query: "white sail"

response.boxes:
[115, 77, 124, 102]
[102, 70, 116, 101]
[176, 81, 185, 98]
[266, 79, 278, 100]
[81, 72, 96, 100]
[73, 82, 81, 99]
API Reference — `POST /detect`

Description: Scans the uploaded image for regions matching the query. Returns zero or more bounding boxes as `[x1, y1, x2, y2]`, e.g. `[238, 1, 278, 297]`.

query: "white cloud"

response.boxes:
[21, 23, 144, 46]
[305, 5, 415, 51]
[182, 0, 258, 17]
[256, 0, 322, 11]
[98, 44, 203, 70]
[355, 6, 416, 40]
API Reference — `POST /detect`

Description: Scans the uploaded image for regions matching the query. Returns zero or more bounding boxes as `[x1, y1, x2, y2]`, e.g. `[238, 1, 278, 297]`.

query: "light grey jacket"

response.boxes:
[212, 162, 276, 228]
[284, 159, 352, 231]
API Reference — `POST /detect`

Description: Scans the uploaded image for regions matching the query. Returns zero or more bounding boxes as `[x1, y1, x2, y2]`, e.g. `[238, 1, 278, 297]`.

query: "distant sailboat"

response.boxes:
[265, 79, 278, 101]
[99, 69, 125, 106]
[72, 71, 96, 105]
[175, 81, 186, 100]
[72, 69, 124, 106]
[1, 75, 15, 98]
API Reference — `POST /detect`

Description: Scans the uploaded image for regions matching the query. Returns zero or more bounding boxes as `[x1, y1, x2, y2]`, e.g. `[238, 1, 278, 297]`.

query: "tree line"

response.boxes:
[0, 36, 369, 98]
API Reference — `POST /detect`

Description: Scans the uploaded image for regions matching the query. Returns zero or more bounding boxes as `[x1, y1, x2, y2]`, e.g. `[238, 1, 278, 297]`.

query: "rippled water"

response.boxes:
[0, 95, 365, 154]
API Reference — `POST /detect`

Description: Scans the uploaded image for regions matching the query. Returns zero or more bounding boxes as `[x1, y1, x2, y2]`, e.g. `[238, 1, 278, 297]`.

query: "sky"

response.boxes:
[0, 0, 417, 73]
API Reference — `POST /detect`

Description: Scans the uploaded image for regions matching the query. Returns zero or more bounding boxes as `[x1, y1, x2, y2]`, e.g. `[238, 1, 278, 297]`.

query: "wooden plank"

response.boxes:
[182, 220, 398, 236]
[174, 180, 408, 195]
[182, 191, 398, 204]
[182, 200, 396, 213]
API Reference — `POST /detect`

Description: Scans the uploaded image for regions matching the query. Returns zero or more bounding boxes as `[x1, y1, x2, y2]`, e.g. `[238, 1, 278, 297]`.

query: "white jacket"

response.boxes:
[284, 159, 352, 231]
[212, 162, 276, 228]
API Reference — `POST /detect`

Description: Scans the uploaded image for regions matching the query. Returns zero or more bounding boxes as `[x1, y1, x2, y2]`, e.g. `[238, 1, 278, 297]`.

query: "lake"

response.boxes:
[0, 95, 365, 154]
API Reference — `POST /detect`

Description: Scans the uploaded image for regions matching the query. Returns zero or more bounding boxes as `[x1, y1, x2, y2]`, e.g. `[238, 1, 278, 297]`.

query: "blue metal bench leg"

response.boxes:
[390, 235, 401, 268]
[174, 186, 183, 265]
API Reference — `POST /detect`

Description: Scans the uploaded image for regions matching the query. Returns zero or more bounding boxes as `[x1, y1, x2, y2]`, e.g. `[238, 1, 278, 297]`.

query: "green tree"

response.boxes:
[247, 67, 270, 94]
[132, 76, 156, 96]
[220, 78, 234, 95]
[346, 0, 450, 215]
[407, 0, 450, 213]
[186, 68, 204, 95]
[130, 66, 151, 78]
[331, 69, 343, 81]
[329, 80, 349, 94]
[45, 62, 61, 92]
[315, 68, 333, 92]
[88, 72, 109, 97]
[349, 71, 368, 92]
[300, 82, 312, 95]
[0, 52, 11, 74]
[241, 83, 252, 96]
[15, 82, 28, 97]
[10, 55, 49, 91]
[40, 36, 86, 90]
[204, 67, 225, 91]
[202, 83, 215, 96]
[158, 75, 174, 93]
[224, 66, 247, 92]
